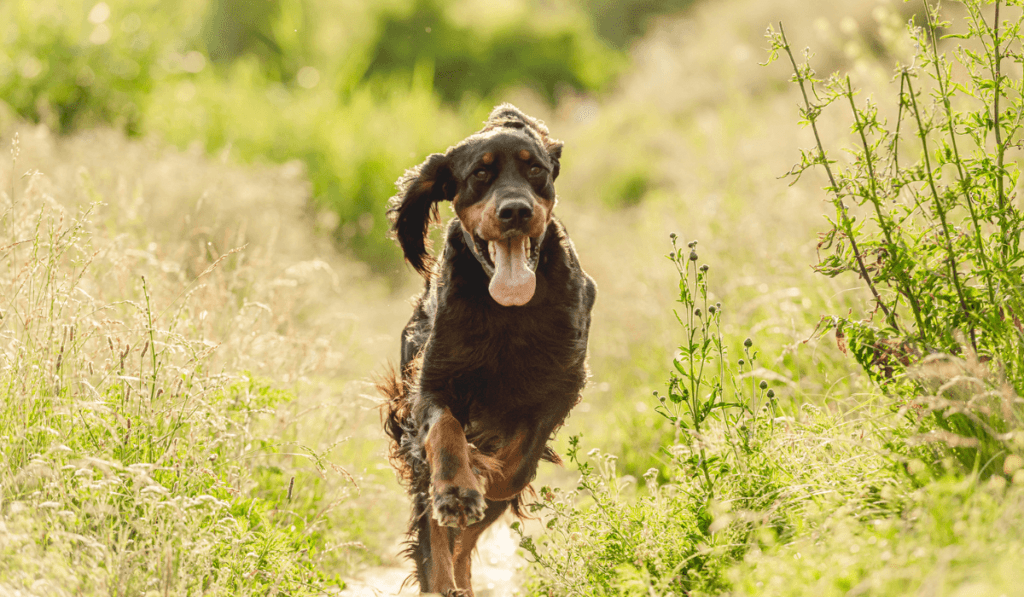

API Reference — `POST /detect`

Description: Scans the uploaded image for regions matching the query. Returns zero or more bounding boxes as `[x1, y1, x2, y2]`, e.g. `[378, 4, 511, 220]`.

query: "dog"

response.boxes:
[379, 104, 596, 596]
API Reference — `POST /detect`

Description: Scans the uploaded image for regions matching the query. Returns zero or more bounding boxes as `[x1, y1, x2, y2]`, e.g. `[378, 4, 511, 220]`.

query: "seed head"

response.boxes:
[759, 380, 768, 390]
[695, 308, 702, 317]
[738, 358, 745, 366]
[689, 250, 698, 262]
[766, 389, 775, 399]
[669, 252, 676, 260]
[708, 305, 717, 314]
[744, 338, 753, 348]
[688, 240, 698, 248]
[670, 232, 677, 240]
[700, 264, 709, 273]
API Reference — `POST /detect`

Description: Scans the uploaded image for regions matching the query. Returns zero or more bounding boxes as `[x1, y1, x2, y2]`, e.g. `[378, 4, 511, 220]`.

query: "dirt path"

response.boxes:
[340, 521, 525, 597]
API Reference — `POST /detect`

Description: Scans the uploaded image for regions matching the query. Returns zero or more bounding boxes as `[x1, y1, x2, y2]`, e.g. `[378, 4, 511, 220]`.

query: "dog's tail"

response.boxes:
[377, 363, 415, 486]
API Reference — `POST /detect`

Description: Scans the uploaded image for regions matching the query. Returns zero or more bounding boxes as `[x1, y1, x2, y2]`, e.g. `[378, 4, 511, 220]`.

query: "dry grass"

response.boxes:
[0, 121, 411, 594]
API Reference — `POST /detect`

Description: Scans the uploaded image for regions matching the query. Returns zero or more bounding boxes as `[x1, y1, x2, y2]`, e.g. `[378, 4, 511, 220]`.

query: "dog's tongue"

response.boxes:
[489, 235, 535, 306]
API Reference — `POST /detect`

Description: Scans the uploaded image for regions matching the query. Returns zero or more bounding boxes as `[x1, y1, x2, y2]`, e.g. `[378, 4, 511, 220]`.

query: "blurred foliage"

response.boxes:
[583, 0, 696, 48]
[0, 0, 643, 274]
[601, 164, 654, 208]
[363, 0, 621, 105]
[0, 0, 168, 134]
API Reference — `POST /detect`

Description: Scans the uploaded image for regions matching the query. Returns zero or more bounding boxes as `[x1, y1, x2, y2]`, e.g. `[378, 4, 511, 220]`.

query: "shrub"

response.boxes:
[0, 0, 170, 134]
[765, 0, 1024, 478]
[362, 0, 623, 105]
[582, 0, 696, 49]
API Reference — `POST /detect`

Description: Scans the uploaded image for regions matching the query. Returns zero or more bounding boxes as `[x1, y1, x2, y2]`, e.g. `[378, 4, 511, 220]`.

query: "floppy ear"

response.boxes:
[387, 152, 455, 277]
[546, 139, 563, 181]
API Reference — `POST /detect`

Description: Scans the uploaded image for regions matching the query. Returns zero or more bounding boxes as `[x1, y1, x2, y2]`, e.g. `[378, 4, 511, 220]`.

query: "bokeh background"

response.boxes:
[1, 0, 968, 592]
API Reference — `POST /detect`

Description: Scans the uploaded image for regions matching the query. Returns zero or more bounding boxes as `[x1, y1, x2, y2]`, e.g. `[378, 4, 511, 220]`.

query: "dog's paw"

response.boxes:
[431, 484, 486, 528]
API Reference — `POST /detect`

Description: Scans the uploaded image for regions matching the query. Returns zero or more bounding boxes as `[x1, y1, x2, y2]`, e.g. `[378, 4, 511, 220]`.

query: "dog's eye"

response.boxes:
[528, 166, 544, 177]
[473, 169, 489, 180]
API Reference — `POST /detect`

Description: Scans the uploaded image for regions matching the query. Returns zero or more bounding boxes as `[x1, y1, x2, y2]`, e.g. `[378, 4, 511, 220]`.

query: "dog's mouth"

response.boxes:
[469, 232, 541, 307]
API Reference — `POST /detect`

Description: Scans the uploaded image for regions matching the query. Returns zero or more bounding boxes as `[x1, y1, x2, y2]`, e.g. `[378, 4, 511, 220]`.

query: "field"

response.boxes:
[2, 0, 1024, 595]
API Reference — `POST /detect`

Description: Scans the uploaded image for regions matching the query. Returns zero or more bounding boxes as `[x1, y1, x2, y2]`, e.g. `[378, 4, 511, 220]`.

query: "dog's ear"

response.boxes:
[546, 139, 563, 181]
[388, 152, 455, 277]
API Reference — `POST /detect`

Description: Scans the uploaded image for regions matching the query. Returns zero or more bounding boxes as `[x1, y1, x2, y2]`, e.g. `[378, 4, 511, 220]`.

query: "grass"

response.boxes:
[0, 124, 408, 594]
[4, 0, 1024, 595]
[517, 2, 1024, 596]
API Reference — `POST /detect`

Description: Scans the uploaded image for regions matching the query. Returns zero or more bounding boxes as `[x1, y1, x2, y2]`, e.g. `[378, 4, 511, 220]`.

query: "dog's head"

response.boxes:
[389, 104, 563, 306]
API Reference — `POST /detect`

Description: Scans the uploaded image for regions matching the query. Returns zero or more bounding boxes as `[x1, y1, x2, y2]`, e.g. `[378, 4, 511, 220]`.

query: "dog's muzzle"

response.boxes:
[463, 227, 545, 307]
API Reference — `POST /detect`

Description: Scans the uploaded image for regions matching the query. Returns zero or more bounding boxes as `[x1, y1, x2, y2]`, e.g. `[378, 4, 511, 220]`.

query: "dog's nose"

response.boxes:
[497, 199, 533, 229]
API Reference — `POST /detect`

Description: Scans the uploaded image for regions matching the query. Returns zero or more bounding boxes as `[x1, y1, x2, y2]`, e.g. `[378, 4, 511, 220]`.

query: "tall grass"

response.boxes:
[517, 240, 901, 596]
[518, 2, 1024, 596]
[0, 126, 388, 595]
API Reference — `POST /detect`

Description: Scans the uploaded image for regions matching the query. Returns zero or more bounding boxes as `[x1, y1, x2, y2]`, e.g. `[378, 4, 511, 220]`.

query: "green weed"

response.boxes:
[766, 0, 1024, 479]
[517, 240, 789, 596]
[519, 5, 1024, 594]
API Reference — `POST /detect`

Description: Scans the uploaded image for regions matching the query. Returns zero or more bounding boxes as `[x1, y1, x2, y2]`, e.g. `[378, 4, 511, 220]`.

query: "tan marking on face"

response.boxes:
[518, 149, 531, 161]
[526, 193, 555, 238]
[456, 194, 502, 241]
[482, 152, 494, 165]
[418, 180, 434, 193]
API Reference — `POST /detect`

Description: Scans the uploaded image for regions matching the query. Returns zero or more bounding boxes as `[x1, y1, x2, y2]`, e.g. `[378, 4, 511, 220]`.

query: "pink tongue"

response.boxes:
[489, 236, 536, 306]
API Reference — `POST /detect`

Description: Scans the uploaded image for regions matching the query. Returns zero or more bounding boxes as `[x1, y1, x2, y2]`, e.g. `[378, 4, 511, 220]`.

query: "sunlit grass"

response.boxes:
[0, 125, 407, 594]
[3, 0, 1023, 595]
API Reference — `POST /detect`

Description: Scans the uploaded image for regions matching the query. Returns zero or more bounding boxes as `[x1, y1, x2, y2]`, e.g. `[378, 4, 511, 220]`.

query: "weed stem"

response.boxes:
[778, 23, 898, 332]
[903, 72, 977, 352]
[921, 0, 998, 315]
[844, 76, 927, 339]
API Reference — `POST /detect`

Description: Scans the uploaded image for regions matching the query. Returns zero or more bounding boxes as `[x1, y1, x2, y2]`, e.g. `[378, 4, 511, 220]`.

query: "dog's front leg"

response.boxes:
[423, 405, 488, 529]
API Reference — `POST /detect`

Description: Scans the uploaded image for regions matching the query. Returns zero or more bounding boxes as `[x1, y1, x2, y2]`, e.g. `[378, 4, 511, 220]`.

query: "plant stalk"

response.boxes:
[778, 23, 899, 332]
[903, 72, 977, 352]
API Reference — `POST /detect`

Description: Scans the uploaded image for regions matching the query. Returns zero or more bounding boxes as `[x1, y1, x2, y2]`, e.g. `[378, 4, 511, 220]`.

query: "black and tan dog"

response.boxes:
[379, 104, 596, 595]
